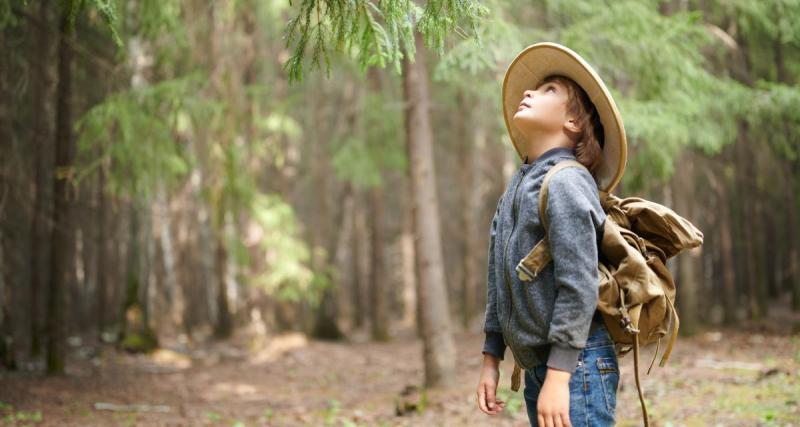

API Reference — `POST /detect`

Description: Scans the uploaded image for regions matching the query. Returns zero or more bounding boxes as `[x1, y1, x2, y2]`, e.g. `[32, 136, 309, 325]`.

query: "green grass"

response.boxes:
[0, 402, 43, 425]
[617, 370, 799, 426]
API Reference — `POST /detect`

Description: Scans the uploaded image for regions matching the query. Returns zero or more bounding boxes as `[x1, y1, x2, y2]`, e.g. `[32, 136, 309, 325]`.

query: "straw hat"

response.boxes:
[502, 41, 627, 194]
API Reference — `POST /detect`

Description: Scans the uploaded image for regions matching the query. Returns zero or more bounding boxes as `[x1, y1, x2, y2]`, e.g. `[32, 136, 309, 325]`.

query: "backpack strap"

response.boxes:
[538, 159, 589, 232]
[511, 355, 522, 392]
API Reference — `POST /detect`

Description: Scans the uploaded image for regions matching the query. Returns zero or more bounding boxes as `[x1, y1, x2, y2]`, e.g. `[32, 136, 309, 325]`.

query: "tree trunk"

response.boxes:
[783, 160, 800, 311]
[401, 29, 456, 387]
[673, 151, 698, 335]
[400, 188, 418, 329]
[459, 95, 483, 329]
[213, 230, 233, 339]
[95, 167, 108, 338]
[712, 157, 738, 324]
[0, 227, 15, 369]
[156, 184, 182, 330]
[312, 183, 352, 340]
[28, 0, 54, 358]
[46, 2, 78, 374]
[326, 183, 356, 335]
[733, 123, 761, 319]
[369, 185, 389, 340]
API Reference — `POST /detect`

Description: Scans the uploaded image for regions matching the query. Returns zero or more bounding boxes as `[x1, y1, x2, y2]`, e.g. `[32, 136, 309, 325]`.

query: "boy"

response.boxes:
[476, 42, 628, 427]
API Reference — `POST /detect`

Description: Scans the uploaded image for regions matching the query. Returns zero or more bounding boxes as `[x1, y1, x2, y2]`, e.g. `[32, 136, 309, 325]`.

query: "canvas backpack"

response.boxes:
[508, 159, 704, 427]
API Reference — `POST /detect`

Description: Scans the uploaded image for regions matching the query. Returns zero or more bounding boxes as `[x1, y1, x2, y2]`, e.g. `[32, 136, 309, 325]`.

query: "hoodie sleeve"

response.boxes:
[544, 167, 606, 373]
[482, 195, 506, 360]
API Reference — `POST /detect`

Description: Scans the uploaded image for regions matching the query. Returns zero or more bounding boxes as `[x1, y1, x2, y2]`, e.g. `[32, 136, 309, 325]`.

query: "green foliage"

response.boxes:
[0, 401, 43, 424]
[133, 0, 183, 40]
[253, 110, 303, 169]
[321, 398, 342, 425]
[283, 0, 489, 84]
[495, 386, 525, 414]
[0, 0, 26, 30]
[433, 0, 547, 84]
[257, 408, 275, 424]
[520, 0, 782, 190]
[724, 0, 800, 46]
[0, 0, 121, 41]
[417, 0, 490, 57]
[249, 193, 318, 302]
[86, 0, 123, 47]
[331, 136, 385, 187]
[330, 79, 406, 188]
[118, 0, 189, 70]
[742, 80, 800, 162]
[119, 329, 159, 353]
[203, 411, 223, 422]
[74, 72, 215, 199]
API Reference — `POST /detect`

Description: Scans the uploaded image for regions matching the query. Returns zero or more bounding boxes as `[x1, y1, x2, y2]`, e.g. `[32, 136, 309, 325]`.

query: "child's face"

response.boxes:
[511, 79, 573, 144]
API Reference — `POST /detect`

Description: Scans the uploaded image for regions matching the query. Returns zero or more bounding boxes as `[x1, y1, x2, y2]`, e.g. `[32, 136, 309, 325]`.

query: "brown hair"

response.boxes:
[535, 74, 605, 174]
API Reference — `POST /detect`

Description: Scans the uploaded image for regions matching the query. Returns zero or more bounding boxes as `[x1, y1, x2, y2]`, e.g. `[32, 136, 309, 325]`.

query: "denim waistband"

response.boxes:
[584, 320, 613, 348]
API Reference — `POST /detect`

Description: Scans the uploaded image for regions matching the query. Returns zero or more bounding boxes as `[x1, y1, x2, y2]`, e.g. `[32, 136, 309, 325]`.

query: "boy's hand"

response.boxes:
[477, 355, 506, 415]
[537, 368, 573, 427]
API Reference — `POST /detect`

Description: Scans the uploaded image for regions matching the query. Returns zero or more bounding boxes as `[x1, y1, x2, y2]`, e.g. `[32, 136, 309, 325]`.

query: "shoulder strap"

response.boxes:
[538, 159, 588, 232]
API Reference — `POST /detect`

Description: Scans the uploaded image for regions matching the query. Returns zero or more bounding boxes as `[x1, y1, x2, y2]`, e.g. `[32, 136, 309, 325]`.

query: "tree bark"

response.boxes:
[712, 153, 738, 324]
[782, 160, 800, 311]
[400, 187, 418, 329]
[46, 1, 78, 374]
[213, 230, 233, 339]
[401, 29, 456, 387]
[351, 190, 367, 330]
[459, 95, 483, 329]
[95, 167, 109, 338]
[369, 185, 389, 340]
[28, 0, 54, 358]
[673, 150, 699, 335]
[733, 123, 761, 319]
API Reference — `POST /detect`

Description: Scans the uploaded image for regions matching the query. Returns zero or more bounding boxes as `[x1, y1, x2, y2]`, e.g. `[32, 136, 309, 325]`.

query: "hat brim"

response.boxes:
[502, 42, 627, 194]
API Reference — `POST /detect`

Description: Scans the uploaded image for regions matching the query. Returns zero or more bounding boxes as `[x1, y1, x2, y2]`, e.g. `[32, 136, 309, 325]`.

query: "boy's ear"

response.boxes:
[564, 117, 581, 134]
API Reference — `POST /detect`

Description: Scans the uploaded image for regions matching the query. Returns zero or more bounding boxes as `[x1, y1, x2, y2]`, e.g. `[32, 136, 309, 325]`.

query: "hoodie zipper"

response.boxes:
[502, 166, 528, 357]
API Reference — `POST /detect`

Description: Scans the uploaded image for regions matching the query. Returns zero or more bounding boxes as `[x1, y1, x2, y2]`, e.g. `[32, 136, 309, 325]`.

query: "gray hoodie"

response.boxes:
[481, 146, 607, 374]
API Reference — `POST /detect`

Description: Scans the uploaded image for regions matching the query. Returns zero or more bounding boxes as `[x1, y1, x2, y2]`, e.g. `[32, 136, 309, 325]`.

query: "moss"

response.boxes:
[120, 328, 159, 353]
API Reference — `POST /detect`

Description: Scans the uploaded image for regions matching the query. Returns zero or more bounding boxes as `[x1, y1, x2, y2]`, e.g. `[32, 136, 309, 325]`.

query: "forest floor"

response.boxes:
[2, 316, 799, 427]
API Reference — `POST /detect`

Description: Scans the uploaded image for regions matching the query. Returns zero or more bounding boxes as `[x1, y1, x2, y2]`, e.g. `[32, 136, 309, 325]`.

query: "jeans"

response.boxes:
[523, 323, 619, 427]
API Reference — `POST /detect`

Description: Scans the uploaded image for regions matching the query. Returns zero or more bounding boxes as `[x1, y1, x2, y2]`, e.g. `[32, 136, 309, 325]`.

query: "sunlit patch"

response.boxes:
[250, 332, 308, 364]
[149, 348, 193, 370]
[210, 382, 258, 396]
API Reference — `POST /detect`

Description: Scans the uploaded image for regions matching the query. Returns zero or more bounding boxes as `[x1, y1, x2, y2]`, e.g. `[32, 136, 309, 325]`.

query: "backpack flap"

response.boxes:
[615, 195, 704, 259]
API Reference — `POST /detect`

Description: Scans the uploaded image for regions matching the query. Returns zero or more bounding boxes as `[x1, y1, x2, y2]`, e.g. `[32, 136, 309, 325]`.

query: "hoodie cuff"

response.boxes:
[547, 342, 581, 374]
[482, 331, 506, 360]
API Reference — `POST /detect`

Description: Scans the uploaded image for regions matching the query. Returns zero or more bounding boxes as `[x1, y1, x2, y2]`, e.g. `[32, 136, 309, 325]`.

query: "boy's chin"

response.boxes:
[512, 115, 539, 134]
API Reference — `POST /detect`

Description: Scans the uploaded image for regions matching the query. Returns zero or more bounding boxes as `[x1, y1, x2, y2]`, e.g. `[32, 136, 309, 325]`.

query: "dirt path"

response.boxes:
[2, 323, 798, 426]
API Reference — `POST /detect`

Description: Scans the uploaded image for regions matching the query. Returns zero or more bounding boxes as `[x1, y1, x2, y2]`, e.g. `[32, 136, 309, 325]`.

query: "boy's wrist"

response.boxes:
[545, 367, 571, 383]
[482, 353, 501, 367]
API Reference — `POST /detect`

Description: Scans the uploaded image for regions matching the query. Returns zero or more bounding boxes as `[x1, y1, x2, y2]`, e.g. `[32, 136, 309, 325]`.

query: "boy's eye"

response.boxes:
[547, 85, 556, 92]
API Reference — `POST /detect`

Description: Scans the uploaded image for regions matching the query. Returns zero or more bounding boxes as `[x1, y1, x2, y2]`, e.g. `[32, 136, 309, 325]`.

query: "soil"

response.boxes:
[2, 321, 799, 427]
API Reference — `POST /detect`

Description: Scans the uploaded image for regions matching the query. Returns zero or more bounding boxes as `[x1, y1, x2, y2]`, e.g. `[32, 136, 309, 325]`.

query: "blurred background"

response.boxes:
[1, 0, 799, 425]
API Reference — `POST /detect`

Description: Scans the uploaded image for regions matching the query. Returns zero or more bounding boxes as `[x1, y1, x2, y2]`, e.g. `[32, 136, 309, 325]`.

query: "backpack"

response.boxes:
[509, 159, 704, 427]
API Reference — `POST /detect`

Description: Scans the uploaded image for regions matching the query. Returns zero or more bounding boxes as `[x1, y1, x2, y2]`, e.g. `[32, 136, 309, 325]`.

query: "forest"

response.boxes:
[1, 0, 799, 426]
